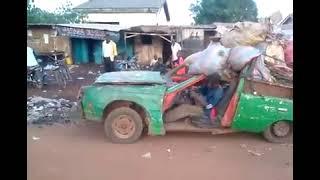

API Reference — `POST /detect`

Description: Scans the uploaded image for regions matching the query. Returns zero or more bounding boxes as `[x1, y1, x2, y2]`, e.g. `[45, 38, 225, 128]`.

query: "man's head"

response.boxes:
[154, 55, 158, 60]
[207, 73, 221, 88]
[171, 39, 176, 45]
[105, 34, 110, 43]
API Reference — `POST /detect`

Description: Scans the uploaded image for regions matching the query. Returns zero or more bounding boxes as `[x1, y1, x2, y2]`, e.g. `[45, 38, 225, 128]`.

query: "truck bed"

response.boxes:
[244, 78, 293, 99]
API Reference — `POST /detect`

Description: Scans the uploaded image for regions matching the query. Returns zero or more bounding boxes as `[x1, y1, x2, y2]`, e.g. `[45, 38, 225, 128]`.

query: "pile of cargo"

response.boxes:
[184, 20, 293, 85]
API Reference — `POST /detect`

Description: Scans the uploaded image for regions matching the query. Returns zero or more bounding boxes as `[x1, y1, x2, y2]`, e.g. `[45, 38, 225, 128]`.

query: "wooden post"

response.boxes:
[124, 32, 127, 52]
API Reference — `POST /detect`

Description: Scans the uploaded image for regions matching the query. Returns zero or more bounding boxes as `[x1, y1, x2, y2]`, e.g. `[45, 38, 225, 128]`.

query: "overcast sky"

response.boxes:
[32, 0, 293, 25]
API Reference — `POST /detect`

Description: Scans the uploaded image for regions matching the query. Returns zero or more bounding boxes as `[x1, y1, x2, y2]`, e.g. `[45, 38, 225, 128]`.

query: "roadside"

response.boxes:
[27, 122, 293, 180]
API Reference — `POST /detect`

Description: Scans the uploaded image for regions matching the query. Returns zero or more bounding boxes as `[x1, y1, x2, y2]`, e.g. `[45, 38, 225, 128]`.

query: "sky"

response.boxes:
[32, 0, 293, 25]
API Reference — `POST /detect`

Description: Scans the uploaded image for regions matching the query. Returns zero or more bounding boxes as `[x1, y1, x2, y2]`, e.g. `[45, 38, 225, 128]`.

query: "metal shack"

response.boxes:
[27, 24, 71, 56]
[175, 25, 217, 57]
[122, 25, 175, 65]
[121, 25, 217, 65]
[54, 24, 128, 64]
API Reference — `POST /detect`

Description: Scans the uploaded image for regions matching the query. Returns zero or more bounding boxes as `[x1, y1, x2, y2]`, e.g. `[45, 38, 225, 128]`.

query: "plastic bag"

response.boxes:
[265, 41, 286, 65]
[185, 42, 231, 75]
[227, 46, 261, 71]
[221, 22, 269, 48]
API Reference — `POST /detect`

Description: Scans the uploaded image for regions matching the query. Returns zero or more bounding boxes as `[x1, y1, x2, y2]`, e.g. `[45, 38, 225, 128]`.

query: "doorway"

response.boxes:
[71, 38, 103, 64]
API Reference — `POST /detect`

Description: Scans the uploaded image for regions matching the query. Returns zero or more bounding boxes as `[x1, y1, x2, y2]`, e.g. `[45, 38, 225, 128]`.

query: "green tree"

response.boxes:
[27, 1, 87, 24]
[190, 0, 258, 24]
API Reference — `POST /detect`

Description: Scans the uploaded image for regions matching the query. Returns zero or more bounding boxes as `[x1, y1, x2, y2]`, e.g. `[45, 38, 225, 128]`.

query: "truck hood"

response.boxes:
[94, 71, 166, 84]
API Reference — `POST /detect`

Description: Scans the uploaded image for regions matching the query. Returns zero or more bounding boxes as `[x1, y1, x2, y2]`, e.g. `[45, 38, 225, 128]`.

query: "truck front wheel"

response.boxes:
[263, 121, 292, 143]
[104, 107, 143, 144]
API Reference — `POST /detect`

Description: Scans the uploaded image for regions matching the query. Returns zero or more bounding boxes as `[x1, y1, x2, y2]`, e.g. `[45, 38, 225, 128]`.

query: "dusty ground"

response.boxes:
[27, 64, 292, 180]
[27, 122, 292, 180]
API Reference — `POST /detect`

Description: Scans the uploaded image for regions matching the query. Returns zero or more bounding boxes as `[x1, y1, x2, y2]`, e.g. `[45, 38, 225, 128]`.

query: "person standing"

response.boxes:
[102, 35, 118, 72]
[170, 39, 181, 67]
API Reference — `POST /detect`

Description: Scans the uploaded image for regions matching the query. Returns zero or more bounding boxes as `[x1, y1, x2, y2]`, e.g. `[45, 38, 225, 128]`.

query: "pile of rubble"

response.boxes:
[27, 96, 78, 125]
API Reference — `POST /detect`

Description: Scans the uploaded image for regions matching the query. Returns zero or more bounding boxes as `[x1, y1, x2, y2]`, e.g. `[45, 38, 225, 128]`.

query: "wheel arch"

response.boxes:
[262, 119, 293, 132]
[102, 100, 150, 128]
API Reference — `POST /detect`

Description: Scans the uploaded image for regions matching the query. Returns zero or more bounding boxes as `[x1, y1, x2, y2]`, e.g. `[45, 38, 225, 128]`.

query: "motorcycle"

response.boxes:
[114, 56, 139, 71]
[27, 65, 44, 89]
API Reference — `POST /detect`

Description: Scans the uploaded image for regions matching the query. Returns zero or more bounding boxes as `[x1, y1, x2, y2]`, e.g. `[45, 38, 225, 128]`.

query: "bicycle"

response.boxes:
[48, 51, 72, 81]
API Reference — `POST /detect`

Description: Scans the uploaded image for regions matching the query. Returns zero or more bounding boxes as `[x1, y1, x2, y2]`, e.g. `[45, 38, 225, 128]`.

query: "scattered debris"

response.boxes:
[204, 145, 217, 152]
[88, 71, 96, 75]
[240, 144, 264, 156]
[247, 150, 263, 156]
[32, 136, 40, 141]
[240, 144, 247, 148]
[27, 96, 77, 125]
[77, 77, 85, 80]
[265, 147, 272, 151]
[68, 65, 79, 73]
[141, 152, 151, 159]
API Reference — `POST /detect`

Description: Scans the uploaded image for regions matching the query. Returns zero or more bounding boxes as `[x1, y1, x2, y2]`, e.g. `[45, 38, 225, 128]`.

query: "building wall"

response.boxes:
[27, 28, 71, 56]
[134, 36, 163, 64]
[87, 11, 169, 26]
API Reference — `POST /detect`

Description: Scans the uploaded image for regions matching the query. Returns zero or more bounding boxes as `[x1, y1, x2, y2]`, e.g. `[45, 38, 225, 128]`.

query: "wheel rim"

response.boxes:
[112, 115, 136, 139]
[272, 121, 291, 137]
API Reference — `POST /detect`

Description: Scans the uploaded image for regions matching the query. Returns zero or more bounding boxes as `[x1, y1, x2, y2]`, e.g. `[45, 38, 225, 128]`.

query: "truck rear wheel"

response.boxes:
[263, 121, 292, 143]
[104, 107, 143, 144]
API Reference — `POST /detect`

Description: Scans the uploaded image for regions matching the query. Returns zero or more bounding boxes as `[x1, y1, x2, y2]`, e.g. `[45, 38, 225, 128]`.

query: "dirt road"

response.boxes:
[27, 122, 293, 180]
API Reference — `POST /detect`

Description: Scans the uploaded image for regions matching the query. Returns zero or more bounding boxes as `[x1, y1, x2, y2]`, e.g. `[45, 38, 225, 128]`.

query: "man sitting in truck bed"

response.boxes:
[190, 73, 224, 128]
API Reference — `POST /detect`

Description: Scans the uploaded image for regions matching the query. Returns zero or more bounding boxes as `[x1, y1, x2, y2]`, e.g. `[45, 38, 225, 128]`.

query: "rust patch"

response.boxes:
[244, 79, 292, 99]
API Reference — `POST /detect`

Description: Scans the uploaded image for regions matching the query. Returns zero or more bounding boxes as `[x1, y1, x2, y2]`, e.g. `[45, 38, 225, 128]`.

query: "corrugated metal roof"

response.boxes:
[178, 25, 217, 29]
[75, 0, 166, 9]
[27, 23, 55, 28]
[56, 24, 130, 32]
[123, 25, 217, 33]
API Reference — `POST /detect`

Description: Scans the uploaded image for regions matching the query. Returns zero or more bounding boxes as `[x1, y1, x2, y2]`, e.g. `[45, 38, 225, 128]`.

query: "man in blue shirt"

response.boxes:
[190, 73, 224, 128]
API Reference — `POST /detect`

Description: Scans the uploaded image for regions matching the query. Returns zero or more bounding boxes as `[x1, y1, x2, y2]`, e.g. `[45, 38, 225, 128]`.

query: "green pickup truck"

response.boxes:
[78, 64, 293, 144]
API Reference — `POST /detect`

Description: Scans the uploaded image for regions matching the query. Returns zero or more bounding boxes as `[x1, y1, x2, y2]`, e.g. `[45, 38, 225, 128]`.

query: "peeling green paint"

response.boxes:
[231, 93, 293, 132]
[81, 68, 293, 137]
[82, 84, 167, 135]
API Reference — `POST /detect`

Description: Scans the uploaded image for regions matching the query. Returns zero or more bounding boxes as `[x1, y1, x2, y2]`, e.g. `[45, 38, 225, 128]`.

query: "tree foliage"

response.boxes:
[27, 1, 87, 24]
[190, 0, 258, 24]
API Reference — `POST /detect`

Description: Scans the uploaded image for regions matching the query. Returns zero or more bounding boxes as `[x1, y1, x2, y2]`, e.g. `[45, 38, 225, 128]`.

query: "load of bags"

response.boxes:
[182, 20, 292, 85]
[220, 22, 270, 48]
[186, 42, 262, 77]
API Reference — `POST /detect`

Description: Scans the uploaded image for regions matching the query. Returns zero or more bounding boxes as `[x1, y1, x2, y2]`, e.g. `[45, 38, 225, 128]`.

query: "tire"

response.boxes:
[263, 121, 293, 143]
[62, 65, 72, 81]
[54, 70, 66, 89]
[104, 107, 144, 144]
[34, 70, 44, 89]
